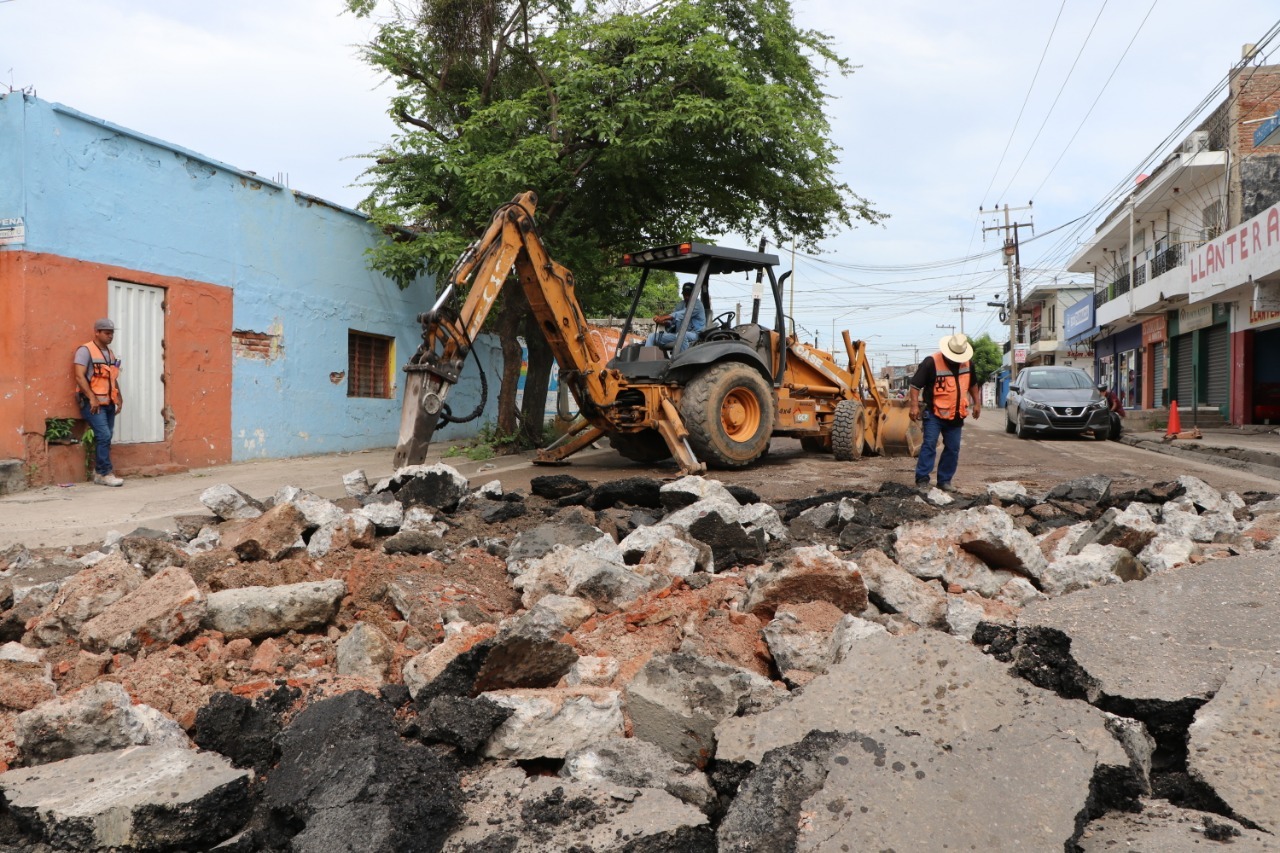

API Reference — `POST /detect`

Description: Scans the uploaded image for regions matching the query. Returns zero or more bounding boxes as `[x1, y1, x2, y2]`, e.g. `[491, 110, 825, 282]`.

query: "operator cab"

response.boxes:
[609, 242, 787, 383]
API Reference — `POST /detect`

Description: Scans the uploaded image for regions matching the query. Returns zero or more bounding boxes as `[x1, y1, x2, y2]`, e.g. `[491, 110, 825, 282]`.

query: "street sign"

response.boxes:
[0, 217, 25, 246]
[1014, 346, 1027, 365]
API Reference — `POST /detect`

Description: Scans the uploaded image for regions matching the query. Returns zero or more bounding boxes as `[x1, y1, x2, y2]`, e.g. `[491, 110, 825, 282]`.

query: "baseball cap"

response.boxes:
[94, 318, 116, 331]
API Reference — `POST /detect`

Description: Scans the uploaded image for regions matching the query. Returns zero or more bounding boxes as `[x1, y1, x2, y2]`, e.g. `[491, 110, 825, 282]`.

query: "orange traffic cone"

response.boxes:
[1164, 400, 1181, 440]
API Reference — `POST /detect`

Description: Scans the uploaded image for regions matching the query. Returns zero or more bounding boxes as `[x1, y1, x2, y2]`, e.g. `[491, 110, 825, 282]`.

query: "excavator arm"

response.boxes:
[394, 192, 610, 467]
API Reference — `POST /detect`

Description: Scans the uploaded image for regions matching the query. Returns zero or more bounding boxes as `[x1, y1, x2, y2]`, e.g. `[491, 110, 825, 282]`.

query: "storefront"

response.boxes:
[1095, 324, 1143, 409]
[1169, 303, 1230, 415]
[1233, 303, 1280, 423]
[1141, 315, 1168, 408]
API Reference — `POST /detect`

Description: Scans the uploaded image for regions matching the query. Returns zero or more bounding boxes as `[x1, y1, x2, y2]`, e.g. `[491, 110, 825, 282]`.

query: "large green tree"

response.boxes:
[969, 333, 1003, 385]
[346, 0, 884, 445]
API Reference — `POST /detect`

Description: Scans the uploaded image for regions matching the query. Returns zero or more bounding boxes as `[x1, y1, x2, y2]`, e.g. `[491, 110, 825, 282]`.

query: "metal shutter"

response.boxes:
[1152, 341, 1166, 407]
[108, 280, 166, 444]
[1205, 324, 1229, 407]
[1174, 334, 1194, 408]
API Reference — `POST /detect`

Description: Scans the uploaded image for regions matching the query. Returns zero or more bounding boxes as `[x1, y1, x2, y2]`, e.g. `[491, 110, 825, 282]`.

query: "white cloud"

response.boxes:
[5, 0, 1278, 352]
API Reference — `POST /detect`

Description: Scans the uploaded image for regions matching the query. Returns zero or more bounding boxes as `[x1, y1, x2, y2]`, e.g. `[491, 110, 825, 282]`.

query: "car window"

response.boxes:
[1025, 370, 1093, 390]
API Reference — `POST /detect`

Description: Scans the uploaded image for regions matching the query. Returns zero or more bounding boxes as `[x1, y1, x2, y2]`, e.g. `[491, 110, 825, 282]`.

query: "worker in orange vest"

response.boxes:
[73, 318, 125, 486]
[908, 333, 982, 493]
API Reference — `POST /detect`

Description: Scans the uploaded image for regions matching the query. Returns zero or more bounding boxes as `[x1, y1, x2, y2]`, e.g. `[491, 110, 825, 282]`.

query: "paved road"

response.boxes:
[2, 413, 1275, 551]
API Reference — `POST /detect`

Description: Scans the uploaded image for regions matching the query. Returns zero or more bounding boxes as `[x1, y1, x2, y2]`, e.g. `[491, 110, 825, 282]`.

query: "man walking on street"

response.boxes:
[908, 333, 981, 492]
[74, 318, 124, 486]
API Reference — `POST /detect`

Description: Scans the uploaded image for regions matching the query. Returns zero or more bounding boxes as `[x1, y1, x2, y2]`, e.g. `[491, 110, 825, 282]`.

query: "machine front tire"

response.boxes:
[1005, 414, 1016, 434]
[1016, 416, 1032, 440]
[608, 429, 673, 463]
[832, 400, 867, 461]
[680, 363, 774, 469]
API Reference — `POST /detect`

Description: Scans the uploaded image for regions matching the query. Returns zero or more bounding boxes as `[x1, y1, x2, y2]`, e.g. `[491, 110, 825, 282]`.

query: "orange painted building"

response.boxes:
[1, 252, 233, 478]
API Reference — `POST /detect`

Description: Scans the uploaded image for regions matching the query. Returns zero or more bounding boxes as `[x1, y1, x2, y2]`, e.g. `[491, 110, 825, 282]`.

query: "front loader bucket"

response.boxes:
[873, 400, 921, 458]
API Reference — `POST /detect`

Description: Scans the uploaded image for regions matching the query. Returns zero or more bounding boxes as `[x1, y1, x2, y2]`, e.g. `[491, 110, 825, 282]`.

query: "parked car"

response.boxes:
[1005, 366, 1111, 440]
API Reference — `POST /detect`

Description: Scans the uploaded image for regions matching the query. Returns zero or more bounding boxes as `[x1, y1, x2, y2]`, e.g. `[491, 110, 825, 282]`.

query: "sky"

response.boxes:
[4, 0, 1280, 368]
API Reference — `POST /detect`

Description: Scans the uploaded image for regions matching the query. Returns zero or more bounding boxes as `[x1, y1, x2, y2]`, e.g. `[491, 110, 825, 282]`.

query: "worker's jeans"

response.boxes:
[79, 401, 116, 475]
[914, 410, 964, 485]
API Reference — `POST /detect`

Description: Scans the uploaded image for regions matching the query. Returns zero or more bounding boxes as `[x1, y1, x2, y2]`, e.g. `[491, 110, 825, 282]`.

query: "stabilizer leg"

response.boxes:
[533, 416, 606, 466]
[655, 398, 707, 475]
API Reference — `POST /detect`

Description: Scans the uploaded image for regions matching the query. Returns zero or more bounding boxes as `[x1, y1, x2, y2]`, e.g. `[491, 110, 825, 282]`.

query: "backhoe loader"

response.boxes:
[394, 191, 919, 474]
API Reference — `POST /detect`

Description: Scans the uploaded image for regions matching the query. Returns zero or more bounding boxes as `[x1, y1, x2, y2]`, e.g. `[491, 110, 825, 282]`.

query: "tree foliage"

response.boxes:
[969, 333, 1003, 386]
[346, 0, 885, 442]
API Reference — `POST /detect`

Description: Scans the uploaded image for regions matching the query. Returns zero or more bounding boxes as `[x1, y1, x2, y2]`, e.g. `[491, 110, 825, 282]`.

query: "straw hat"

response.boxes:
[938, 333, 974, 362]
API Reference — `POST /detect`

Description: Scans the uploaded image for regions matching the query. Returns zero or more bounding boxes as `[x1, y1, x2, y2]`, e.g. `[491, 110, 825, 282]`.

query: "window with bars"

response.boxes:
[348, 330, 393, 398]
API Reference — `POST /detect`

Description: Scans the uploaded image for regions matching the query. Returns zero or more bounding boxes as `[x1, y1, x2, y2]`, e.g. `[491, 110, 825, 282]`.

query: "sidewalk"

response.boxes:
[1119, 424, 1280, 483]
[0, 443, 546, 551]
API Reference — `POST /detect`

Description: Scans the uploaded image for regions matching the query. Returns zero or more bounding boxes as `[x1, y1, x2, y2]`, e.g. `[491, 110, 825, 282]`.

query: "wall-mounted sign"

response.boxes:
[1014, 346, 1027, 365]
[1188, 202, 1280, 299]
[0, 217, 25, 246]
[1064, 296, 1095, 340]
[1141, 315, 1167, 345]
[1178, 304, 1213, 333]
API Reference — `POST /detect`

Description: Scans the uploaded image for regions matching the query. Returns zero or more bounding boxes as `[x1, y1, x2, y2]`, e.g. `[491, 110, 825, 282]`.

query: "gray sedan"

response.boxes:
[1005, 366, 1111, 440]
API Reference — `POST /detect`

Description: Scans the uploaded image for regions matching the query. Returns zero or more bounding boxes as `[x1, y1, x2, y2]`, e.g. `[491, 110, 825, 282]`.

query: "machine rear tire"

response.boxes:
[608, 429, 673, 463]
[832, 400, 867, 461]
[680, 363, 774, 469]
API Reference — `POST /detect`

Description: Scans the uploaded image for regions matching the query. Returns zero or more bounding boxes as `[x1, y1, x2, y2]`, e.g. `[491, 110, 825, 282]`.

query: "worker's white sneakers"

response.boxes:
[93, 473, 124, 487]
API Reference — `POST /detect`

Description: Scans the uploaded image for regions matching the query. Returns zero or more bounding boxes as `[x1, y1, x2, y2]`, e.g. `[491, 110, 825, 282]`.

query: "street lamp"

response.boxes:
[830, 307, 870, 351]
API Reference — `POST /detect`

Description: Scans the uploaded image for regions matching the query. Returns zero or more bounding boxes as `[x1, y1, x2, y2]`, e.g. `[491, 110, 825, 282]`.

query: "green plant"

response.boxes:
[442, 422, 518, 462]
[81, 427, 96, 479]
[44, 417, 76, 442]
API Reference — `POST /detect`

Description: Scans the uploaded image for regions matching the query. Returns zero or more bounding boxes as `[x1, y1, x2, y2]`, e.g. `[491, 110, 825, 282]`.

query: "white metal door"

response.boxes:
[107, 281, 165, 443]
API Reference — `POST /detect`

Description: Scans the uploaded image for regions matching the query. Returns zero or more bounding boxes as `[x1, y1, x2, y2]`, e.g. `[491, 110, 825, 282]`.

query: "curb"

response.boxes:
[1118, 435, 1280, 483]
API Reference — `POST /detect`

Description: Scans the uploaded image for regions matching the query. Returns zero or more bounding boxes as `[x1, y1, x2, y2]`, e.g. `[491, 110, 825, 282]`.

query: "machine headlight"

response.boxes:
[1026, 400, 1049, 411]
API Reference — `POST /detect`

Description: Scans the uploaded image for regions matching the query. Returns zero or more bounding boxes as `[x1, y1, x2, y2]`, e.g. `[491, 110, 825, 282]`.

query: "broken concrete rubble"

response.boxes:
[14, 681, 189, 766]
[1, 466, 1278, 851]
[203, 578, 345, 639]
[0, 745, 252, 852]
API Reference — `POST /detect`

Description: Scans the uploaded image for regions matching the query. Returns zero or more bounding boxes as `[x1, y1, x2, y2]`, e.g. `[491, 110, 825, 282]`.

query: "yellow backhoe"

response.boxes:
[394, 191, 919, 474]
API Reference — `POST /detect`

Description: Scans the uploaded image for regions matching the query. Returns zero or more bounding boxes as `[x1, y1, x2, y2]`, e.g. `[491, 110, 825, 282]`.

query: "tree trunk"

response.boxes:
[520, 312, 554, 448]
[495, 295, 523, 440]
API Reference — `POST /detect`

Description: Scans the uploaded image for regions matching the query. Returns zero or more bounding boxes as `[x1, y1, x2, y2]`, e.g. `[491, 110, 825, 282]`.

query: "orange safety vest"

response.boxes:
[930, 352, 970, 419]
[78, 341, 121, 406]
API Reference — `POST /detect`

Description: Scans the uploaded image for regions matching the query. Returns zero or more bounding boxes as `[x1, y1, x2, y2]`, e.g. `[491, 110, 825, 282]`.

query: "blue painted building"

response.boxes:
[1, 92, 498, 478]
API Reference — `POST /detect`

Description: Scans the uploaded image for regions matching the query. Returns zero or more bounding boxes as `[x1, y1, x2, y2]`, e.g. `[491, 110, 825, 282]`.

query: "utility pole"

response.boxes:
[946, 295, 974, 334]
[981, 203, 1034, 381]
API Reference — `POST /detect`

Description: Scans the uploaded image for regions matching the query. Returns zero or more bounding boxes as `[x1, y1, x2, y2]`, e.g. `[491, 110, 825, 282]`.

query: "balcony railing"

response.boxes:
[1094, 289, 1107, 309]
[1133, 264, 1146, 288]
[1030, 327, 1041, 344]
[1151, 244, 1183, 278]
[1112, 272, 1131, 296]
